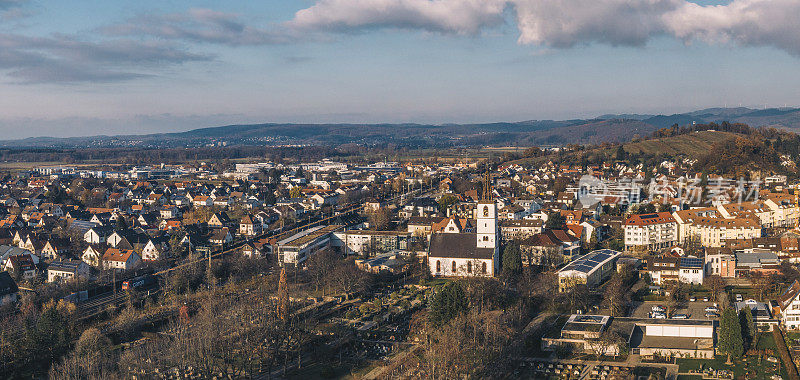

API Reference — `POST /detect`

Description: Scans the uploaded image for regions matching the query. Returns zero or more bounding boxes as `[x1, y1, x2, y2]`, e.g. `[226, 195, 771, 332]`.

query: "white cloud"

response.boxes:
[664, 0, 800, 55]
[287, 0, 507, 35]
[512, 0, 681, 47]
[285, 0, 800, 56]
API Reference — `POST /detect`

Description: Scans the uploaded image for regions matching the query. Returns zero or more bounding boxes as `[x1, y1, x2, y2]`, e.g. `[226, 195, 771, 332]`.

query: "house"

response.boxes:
[356, 251, 408, 274]
[678, 257, 704, 285]
[241, 240, 268, 258]
[160, 206, 180, 219]
[239, 215, 262, 237]
[192, 195, 213, 207]
[644, 255, 703, 285]
[41, 238, 70, 260]
[0, 271, 19, 306]
[428, 198, 500, 278]
[82, 244, 108, 267]
[208, 212, 232, 228]
[778, 280, 800, 330]
[141, 236, 170, 261]
[47, 260, 90, 283]
[4, 254, 37, 280]
[735, 299, 773, 327]
[407, 216, 446, 237]
[207, 227, 232, 246]
[519, 229, 581, 267]
[84, 226, 112, 244]
[102, 248, 141, 271]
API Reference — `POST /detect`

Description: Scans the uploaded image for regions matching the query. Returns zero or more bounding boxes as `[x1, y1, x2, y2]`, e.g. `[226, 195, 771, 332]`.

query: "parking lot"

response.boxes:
[631, 300, 721, 320]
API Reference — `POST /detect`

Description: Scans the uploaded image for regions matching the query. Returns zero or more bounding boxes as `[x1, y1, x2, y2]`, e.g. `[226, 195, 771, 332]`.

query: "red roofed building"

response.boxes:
[623, 212, 678, 252]
[102, 248, 141, 271]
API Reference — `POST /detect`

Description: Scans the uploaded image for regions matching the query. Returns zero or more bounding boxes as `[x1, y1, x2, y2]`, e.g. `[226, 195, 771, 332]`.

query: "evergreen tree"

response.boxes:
[429, 282, 468, 327]
[502, 242, 522, 277]
[739, 306, 756, 351]
[27, 305, 71, 363]
[719, 307, 744, 362]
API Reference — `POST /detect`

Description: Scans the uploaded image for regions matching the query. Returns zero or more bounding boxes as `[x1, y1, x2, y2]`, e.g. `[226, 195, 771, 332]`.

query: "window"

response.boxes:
[483, 236, 489, 241]
[467, 261, 472, 273]
[436, 260, 441, 273]
[452, 261, 457, 273]
[482, 262, 487, 274]
[483, 206, 489, 217]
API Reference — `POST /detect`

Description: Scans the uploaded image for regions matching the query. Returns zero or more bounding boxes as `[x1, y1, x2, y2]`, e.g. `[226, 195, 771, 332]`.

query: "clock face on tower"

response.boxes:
[483, 205, 489, 217]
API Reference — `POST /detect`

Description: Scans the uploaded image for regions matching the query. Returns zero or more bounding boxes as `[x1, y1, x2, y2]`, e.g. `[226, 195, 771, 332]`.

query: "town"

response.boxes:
[0, 131, 798, 379]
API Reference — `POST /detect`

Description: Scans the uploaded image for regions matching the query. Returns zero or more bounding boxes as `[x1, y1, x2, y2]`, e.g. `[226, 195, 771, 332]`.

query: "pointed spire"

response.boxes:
[482, 164, 493, 202]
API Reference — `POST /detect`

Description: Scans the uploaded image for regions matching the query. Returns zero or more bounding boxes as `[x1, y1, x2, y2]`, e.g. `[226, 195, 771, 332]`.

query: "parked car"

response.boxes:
[652, 305, 665, 313]
[703, 297, 709, 302]
[704, 306, 718, 313]
[689, 297, 696, 302]
[705, 312, 719, 318]
[673, 313, 689, 319]
[652, 313, 667, 319]
[736, 294, 743, 302]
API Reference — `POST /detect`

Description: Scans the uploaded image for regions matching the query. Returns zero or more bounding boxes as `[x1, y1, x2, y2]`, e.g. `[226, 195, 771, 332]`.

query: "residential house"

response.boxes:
[47, 260, 90, 283]
[102, 248, 141, 271]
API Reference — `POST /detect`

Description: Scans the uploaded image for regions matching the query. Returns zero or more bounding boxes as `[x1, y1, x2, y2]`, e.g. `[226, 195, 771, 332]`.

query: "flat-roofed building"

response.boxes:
[630, 319, 715, 359]
[332, 230, 412, 256]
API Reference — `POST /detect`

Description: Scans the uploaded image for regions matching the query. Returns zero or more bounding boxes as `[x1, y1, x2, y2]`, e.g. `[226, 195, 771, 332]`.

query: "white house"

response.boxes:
[47, 260, 90, 283]
[102, 248, 141, 271]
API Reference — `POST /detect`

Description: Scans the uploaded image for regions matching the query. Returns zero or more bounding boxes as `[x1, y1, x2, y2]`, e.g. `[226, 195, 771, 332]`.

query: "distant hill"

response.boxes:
[622, 130, 741, 156]
[2, 107, 800, 149]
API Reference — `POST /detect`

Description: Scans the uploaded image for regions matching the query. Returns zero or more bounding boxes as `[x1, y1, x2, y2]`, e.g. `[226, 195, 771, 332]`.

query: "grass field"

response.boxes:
[623, 130, 740, 156]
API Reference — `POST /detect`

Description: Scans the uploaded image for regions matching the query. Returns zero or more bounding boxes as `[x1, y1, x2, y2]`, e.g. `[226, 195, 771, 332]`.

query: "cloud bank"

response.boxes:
[282, 0, 800, 55]
[4, 0, 800, 85]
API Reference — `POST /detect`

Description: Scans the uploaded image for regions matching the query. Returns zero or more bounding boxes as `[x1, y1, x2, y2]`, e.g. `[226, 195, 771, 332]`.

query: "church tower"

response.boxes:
[476, 172, 498, 250]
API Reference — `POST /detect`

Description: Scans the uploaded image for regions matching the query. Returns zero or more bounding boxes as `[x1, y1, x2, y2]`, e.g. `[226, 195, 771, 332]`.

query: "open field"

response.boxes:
[623, 130, 741, 156]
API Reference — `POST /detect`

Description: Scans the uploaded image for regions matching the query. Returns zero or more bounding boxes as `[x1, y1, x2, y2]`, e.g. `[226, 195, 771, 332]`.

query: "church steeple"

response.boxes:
[477, 166, 498, 249]
[482, 168, 493, 202]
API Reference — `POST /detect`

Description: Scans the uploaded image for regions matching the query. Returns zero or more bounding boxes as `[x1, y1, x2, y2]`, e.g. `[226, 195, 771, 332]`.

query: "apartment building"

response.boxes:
[623, 212, 678, 251]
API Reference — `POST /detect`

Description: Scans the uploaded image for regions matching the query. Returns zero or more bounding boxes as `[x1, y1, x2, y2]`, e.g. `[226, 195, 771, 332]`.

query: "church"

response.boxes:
[427, 183, 500, 277]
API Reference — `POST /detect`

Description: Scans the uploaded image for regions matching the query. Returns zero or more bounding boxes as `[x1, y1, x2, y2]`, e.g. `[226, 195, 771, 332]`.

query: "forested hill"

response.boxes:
[3, 106, 800, 149]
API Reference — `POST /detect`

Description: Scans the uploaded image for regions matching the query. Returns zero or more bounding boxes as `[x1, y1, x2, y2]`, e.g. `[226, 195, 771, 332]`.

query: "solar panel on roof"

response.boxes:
[593, 252, 611, 261]
[575, 265, 594, 273]
[639, 214, 660, 219]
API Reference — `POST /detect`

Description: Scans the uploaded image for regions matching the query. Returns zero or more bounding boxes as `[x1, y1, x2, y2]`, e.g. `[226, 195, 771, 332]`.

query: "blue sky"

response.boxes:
[1, 0, 800, 138]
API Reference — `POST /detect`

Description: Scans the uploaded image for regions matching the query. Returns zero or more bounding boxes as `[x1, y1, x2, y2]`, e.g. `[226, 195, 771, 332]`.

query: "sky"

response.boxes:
[1, 0, 800, 138]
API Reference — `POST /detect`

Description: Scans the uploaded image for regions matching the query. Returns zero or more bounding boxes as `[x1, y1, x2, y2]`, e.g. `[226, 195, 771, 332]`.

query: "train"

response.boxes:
[121, 274, 157, 291]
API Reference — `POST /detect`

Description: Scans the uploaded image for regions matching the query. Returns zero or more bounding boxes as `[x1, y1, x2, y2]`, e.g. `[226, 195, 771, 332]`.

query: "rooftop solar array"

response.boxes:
[639, 214, 660, 219]
[680, 257, 703, 268]
[562, 249, 620, 273]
